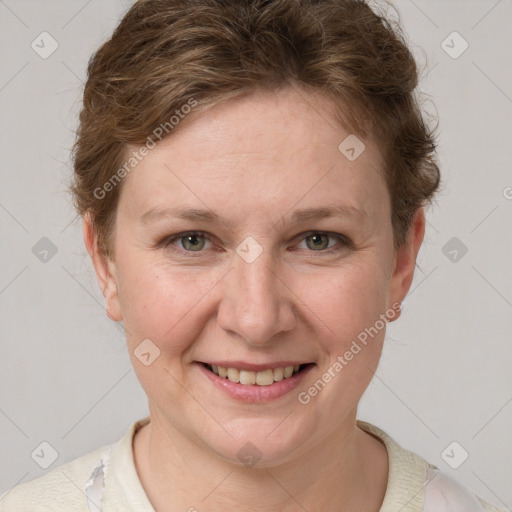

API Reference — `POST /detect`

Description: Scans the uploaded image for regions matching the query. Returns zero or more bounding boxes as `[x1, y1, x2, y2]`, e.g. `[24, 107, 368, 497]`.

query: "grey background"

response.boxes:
[0, 0, 511, 508]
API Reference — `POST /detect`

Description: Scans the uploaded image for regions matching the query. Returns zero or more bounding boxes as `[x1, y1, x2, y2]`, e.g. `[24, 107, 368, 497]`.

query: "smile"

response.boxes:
[197, 361, 315, 402]
[205, 364, 305, 386]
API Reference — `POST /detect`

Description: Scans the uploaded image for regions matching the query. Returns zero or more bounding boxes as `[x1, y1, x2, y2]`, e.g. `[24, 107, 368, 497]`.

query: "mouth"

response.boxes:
[203, 362, 311, 386]
[197, 360, 315, 402]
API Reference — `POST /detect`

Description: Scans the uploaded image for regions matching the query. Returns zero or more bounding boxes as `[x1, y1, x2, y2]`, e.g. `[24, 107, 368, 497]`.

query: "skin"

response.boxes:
[84, 87, 425, 512]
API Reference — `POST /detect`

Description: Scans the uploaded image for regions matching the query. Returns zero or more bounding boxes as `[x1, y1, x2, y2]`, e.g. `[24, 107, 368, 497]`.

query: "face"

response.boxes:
[87, 87, 423, 466]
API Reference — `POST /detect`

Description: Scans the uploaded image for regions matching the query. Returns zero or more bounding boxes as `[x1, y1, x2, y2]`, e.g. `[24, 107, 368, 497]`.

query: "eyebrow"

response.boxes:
[139, 205, 368, 228]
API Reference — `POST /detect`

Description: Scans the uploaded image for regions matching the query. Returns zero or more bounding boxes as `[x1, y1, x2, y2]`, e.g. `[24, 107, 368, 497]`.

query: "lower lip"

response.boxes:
[196, 363, 314, 403]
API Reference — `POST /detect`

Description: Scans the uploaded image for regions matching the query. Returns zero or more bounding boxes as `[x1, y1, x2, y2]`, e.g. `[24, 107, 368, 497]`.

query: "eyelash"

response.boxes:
[160, 230, 352, 256]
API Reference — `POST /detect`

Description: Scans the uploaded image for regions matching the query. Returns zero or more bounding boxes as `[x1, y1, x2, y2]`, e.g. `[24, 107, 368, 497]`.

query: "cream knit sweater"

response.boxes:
[0, 417, 507, 512]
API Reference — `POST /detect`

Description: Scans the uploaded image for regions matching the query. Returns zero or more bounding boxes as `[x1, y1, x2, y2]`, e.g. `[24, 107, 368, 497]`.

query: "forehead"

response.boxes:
[118, 87, 387, 222]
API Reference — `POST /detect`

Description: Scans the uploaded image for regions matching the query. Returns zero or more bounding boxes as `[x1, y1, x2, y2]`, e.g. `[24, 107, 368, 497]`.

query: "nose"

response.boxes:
[217, 248, 296, 346]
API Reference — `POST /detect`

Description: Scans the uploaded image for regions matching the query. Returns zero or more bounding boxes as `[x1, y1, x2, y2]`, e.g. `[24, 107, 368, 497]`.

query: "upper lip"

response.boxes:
[199, 361, 313, 372]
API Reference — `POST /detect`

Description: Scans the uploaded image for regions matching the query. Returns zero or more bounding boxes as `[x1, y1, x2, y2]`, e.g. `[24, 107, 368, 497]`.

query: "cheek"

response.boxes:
[116, 256, 223, 352]
[116, 260, 227, 399]
[293, 260, 390, 422]
[293, 258, 391, 350]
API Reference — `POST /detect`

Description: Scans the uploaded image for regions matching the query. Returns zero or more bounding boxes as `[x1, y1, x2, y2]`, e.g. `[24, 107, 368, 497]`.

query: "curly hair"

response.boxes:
[71, 0, 440, 256]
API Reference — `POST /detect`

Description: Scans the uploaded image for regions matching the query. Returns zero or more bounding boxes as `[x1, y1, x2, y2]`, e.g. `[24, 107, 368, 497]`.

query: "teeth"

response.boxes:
[255, 369, 274, 386]
[209, 364, 303, 386]
[239, 370, 256, 385]
[273, 367, 284, 381]
[283, 366, 294, 378]
[227, 368, 240, 383]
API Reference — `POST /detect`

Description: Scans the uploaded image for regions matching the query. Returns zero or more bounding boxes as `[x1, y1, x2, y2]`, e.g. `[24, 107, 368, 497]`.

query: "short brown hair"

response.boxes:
[71, 0, 440, 256]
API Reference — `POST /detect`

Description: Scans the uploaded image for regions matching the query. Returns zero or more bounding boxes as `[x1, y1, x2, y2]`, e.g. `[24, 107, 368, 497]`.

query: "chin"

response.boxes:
[198, 415, 319, 469]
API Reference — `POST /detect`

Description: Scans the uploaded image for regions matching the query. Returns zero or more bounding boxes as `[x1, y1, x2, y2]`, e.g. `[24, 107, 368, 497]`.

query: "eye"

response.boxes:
[164, 231, 212, 252]
[160, 230, 351, 256]
[297, 231, 350, 253]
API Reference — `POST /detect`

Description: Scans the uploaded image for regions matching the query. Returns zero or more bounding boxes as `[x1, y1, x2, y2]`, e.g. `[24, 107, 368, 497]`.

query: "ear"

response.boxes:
[387, 208, 426, 321]
[83, 214, 123, 322]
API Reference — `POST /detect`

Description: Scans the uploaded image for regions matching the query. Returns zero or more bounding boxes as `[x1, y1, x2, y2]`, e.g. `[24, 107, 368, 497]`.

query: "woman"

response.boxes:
[0, 0, 506, 511]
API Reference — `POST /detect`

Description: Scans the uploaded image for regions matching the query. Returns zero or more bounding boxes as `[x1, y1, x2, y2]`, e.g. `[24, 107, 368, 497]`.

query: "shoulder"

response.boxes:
[357, 420, 508, 512]
[0, 443, 111, 512]
[424, 466, 508, 512]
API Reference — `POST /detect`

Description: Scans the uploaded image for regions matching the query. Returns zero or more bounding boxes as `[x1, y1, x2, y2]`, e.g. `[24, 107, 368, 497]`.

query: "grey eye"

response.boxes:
[304, 233, 330, 251]
[180, 233, 207, 251]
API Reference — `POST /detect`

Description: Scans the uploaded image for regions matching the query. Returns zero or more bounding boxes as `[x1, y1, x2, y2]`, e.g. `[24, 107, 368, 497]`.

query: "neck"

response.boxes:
[133, 409, 388, 512]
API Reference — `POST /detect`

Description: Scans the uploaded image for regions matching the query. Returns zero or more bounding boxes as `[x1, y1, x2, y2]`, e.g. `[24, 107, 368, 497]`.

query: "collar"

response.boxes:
[90, 417, 428, 512]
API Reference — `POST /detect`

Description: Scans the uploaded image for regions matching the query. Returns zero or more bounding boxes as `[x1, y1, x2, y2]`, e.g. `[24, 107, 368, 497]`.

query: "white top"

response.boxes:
[0, 417, 506, 512]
